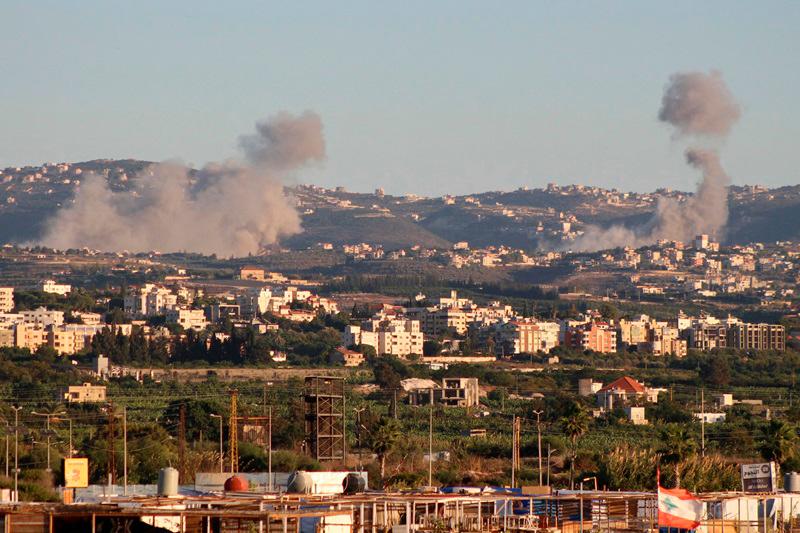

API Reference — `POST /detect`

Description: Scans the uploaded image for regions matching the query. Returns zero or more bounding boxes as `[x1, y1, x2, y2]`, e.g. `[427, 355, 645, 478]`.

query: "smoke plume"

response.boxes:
[658, 70, 740, 137]
[38, 111, 325, 256]
[569, 70, 740, 252]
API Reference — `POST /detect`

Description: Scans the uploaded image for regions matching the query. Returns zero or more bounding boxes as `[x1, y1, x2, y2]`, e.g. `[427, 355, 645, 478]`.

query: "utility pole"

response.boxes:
[210, 414, 223, 473]
[268, 405, 273, 492]
[353, 407, 365, 472]
[178, 404, 186, 481]
[533, 410, 544, 486]
[51, 415, 74, 458]
[428, 398, 433, 488]
[263, 382, 273, 492]
[31, 410, 65, 473]
[11, 406, 21, 502]
[229, 389, 238, 473]
[511, 415, 521, 488]
[3, 420, 8, 478]
[107, 403, 116, 485]
[122, 407, 127, 495]
[701, 389, 706, 457]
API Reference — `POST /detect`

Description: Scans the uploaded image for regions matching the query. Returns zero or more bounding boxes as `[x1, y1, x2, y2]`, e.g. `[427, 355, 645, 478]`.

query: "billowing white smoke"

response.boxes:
[569, 71, 740, 251]
[39, 111, 325, 256]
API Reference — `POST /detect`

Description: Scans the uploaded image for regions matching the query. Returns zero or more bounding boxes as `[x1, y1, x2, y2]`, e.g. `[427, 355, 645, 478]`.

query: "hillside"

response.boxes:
[2, 159, 800, 252]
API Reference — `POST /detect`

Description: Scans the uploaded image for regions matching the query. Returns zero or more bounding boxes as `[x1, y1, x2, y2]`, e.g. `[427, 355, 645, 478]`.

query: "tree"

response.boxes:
[760, 420, 798, 467]
[423, 340, 442, 357]
[599, 303, 619, 321]
[366, 416, 401, 486]
[650, 399, 693, 424]
[700, 354, 731, 387]
[659, 424, 697, 488]
[561, 404, 590, 489]
[371, 357, 410, 390]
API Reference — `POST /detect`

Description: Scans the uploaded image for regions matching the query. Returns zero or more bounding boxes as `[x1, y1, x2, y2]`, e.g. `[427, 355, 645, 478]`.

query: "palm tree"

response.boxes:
[760, 420, 798, 466]
[659, 424, 697, 488]
[561, 405, 590, 489]
[367, 416, 401, 486]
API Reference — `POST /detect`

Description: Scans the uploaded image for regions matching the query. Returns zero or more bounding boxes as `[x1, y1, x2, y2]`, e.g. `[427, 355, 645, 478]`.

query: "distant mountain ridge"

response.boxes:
[2, 159, 799, 251]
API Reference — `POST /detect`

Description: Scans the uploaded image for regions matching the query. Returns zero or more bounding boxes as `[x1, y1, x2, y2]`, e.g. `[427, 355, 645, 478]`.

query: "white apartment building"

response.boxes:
[124, 284, 179, 316]
[0, 287, 13, 313]
[167, 308, 209, 331]
[236, 287, 273, 318]
[40, 279, 72, 296]
[21, 307, 64, 328]
[343, 313, 424, 357]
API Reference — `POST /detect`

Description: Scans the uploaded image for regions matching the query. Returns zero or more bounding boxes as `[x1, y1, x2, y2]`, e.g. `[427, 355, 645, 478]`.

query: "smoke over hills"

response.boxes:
[38, 111, 325, 256]
[570, 70, 740, 251]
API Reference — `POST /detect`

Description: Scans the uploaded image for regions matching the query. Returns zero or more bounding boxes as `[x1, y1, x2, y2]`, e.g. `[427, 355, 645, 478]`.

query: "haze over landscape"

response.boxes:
[2, 2, 799, 197]
[4, 2, 800, 525]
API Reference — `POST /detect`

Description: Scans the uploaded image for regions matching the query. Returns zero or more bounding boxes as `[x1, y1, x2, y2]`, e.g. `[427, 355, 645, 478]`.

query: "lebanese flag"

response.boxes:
[658, 484, 703, 530]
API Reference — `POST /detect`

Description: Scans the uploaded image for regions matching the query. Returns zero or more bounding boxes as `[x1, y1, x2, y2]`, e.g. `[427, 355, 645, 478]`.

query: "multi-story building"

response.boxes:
[0, 326, 13, 348]
[648, 326, 688, 357]
[124, 284, 179, 317]
[408, 377, 480, 408]
[47, 328, 80, 355]
[727, 323, 786, 352]
[21, 307, 64, 328]
[408, 291, 515, 337]
[235, 287, 272, 318]
[565, 322, 617, 353]
[206, 303, 241, 322]
[12, 323, 47, 352]
[425, 307, 468, 336]
[495, 320, 560, 354]
[0, 287, 13, 313]
[166, 308, 209, 331]
[686, 324, 728, 350]
[343, 312, 424, 357]
[617, 316, 653, 347]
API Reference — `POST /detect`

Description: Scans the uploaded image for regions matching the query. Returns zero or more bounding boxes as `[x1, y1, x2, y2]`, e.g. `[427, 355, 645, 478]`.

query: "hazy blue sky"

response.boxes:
[1, 1, 798, 196]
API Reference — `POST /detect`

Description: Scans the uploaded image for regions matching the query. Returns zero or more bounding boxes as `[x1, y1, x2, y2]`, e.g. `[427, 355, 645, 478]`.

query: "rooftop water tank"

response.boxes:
[224, 475, 249, 492]
[342, 473, 366, 494]
[157, 467, 179, 497]
[785, 472, 800, 492]
[287, 471, 313, 494]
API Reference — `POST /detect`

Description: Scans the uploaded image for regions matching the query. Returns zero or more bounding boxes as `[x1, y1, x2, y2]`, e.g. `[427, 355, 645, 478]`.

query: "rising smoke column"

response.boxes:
[38, 111, 325, 256]
[569, 70, 740, 251]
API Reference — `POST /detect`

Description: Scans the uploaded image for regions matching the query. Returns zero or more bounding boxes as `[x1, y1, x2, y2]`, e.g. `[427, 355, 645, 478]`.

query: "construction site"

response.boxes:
[1, 487, 800, 533]
[0, 375, 796, 532]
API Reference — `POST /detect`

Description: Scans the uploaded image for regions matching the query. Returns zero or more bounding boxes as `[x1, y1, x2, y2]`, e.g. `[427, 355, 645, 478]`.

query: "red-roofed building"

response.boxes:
[329, 346, 364, 367]
[596, 376, 660, 410]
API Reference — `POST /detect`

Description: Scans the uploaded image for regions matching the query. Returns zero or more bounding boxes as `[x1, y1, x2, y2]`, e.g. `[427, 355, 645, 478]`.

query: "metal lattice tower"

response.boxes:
[304, 376, 345, 462]
[229, 389, 238, 473]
